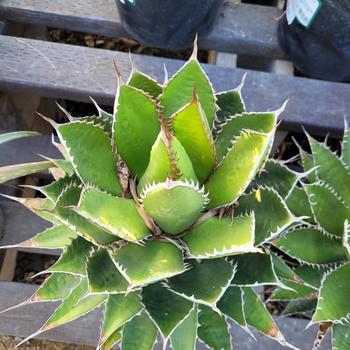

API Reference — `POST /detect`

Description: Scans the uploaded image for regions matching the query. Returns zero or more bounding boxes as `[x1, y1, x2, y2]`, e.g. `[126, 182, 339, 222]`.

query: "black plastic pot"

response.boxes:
[278, 0, 350, 81]
[116, 0, 225, 49]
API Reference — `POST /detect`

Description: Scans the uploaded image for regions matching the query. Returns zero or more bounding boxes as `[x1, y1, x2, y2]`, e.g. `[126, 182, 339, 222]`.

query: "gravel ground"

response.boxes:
[0, 337, 94, 350]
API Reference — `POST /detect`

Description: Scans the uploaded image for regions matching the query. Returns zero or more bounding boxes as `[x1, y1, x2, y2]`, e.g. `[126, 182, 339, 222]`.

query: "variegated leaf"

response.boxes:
[77, 187, 150, 242]
[343, 220, 350, 259]
[333, 324, 350, 350]
[198, 305, 231, 350]
[137, 132, 197, 194]
[242, 287, 284, 342]
[141, 180, 206, 235]
[166, 258, 234, 309]
[309, 136, 350, 208]
[170, 305, 198, 350]
[206, 130, 272, 209]
[110, 240, 185, 288]
[142, 282, 193, 339]
[0, 160, 54, 184]
[183, 214, 256, 259]
[171, 93, 216, 182]
[160, 58, 216, 127]
[305, 183, 350, 237]
[121, 312, 158, 350]
[283, 298, 317, 316]
[99, 293, 143, 347]
[127, 70, 163, 99]
[231, 252, 283, 287]
[215, 87, 245, 124]
[274, 227, 348, 265]
[249, 160, 299, 199]
[86, 249, 129, 293]
[271, 252, 302, 283]
[286, 186, 315, 223]
[235, 187, 297, 245]
[48, 236, 92, 275]
[54, 186, 120, 245]
[114, 85, 160, 178]
[0, 224, 77, 250]
[57, 122, 122, 196]
[312, 263, 350, 323]
[271, 280, 316, 301]
[215, 112, 276, 162]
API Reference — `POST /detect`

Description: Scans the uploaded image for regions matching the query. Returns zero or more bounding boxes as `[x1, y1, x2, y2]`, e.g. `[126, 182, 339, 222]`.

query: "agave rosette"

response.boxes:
[269, 127, 350, 349]
[0, 44, 303, 350]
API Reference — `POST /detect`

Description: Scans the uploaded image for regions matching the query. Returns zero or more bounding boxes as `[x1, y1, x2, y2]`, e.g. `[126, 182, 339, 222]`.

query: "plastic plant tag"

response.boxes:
[286, 0, 322, 28]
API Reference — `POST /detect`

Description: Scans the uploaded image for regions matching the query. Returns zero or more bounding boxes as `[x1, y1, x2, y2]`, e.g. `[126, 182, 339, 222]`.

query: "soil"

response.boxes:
[0, 337, 93, 350]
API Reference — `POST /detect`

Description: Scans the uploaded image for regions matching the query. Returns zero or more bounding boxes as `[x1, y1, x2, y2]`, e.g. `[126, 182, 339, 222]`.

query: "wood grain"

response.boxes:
[0, 35, 349, 136]
[0, 0, 285, 58]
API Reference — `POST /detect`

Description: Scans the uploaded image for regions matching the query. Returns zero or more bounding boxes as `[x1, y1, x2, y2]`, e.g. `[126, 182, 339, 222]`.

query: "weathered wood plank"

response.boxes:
[0, 0, 285, 58]
[0, 281, 329, 349]
[0, 35, 349, 136]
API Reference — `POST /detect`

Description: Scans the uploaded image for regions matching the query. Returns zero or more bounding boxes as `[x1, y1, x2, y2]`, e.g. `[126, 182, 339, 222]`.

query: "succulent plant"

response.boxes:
[270, 127, 350, 349]
[0, 43, 302, 350]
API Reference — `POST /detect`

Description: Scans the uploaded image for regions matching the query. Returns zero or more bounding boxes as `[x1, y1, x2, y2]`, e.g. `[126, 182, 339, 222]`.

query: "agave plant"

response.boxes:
[269, 127, 350, 349]
[0, 43, 303, 350]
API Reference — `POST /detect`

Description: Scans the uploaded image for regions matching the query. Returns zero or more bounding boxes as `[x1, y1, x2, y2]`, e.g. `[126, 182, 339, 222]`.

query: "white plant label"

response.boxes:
[119, 0, 136, 5]
[286, 0, 322, 28]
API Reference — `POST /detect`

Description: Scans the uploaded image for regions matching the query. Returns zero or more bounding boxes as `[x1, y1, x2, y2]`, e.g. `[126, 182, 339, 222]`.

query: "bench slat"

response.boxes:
[0, 35, 349, 136]
[0, 0, 285, 58]
[0, 281, 329, 349]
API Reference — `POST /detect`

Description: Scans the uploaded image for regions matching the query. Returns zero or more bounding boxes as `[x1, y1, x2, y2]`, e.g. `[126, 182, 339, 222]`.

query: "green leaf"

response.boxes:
[305, 183, 350, 237]
[48, 158, 75, 177]
[215, 112, 276, 162]
[231, 252, 281, 287]
[127, 71, 163, 99]
[99, 329, 121, 350]
[121, 312, 158, 350]
[170, 305, 198, 350]
[142, 282, 193, 339]
[198, 305, 231, 350]
[271, 280, 316, 301]
[0, 224, 77, 250]
[99, 293, 143, 346]
[298, 146, 317, 183]
[217, 286, 246, 327]
[48, 236, 92, 275]
[274, 227, 348, 265]
[249, 160, 299, 198]
[333, 324, 350, 350]
[36, 273, 81, 301]
[137, 132, 197, 194]
[342, 126, 350, 169]
[78, 188, 150, 242]
[343, 220, 350, 259]
[313, 263, 350, 323]
[215, 88, 245, 124]
[44, 278, 106, 330]
[57, 122, 122, 196]
[0, 131, 39, 145]
[294, 265, 328, 289]
[0, 160, 54, 184]
[283, 298, 317, 316]
[236, 187, 296, 245]
[141, 180, 206, 235]
[39, 175, 80, 204]
[166, 259, 234, 308]
[205, 131, 271, 209]
[271, 252, 302, 283]
[114, 85, 160, 178]
[111, 240, 185, 288]
[54, 186, 119, 245]
[160, 59, 216, 127]
[286, 186, 314, 223]
[183, 214, 256, 259]
[309, 136, 350, 208]
[171, 95, 216, 182]
[86, 250, 129, 293]
[242, 287, 283, 340]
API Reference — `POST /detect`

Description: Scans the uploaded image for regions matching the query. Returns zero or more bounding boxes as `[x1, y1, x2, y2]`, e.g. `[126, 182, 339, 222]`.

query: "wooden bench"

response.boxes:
[0, 0, 345, 347]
